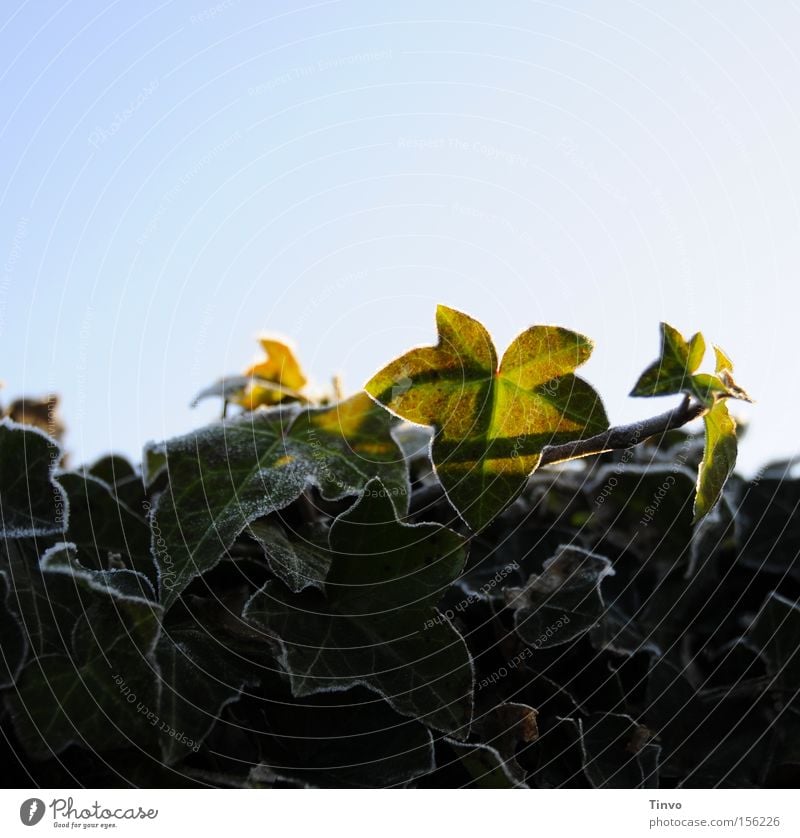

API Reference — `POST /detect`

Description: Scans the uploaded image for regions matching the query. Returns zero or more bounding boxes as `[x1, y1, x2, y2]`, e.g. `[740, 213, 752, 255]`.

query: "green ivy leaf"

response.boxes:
[746, 591, 800, 694]
[507, 545, 614, 648]
[564, 713, 658, 788]
[694, 400, 737, 522]
[148, 392, 409, 610]
[365, 305, 608, 531]
[247, 519, 331, 593]
[0, 419, 67, 537]
[447, 702, 538, 788]
[0, 569, 27, 687]
[243, 479, 473, 738]
[7, 544, 163, 759]
[59, 471, 155, 581]
[630, 323, 706, 399]
[1, 538, 82, 657]
[155, 627, 258, 765]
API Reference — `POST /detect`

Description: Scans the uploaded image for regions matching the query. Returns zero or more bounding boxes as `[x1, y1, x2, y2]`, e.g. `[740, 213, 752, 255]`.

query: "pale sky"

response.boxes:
[2, 1, 799, 474]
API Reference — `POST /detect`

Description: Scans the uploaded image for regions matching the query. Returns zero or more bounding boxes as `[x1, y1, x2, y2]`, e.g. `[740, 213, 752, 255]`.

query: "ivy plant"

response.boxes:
[1, 307, 795, 791]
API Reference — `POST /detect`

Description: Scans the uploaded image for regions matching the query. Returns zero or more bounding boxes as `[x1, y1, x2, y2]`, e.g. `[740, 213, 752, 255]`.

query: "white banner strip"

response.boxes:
[0, 789, 795, 837]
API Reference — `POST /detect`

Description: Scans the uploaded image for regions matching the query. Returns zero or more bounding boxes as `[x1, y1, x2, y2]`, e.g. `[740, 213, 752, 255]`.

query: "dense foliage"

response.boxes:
[1, 307, 796, 789]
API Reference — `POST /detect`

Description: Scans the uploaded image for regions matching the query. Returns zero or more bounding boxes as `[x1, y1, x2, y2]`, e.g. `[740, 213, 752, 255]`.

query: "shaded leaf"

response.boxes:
[507, 546, 614, 649]
[745, 592, 800, 694]
[58, 471, 155, 581]
[564, 712, 657, 788]
[155, 627, 258, 765]
[0, 419, 67, 537]
[0, 569, 27, 687]
[243, 479, 473, 737]
[365, 305, 608, 531]
[7, 545, 163, 759]
[247, 687, 435, 788]
[248, 519, 331, 593]
[447, 702, 538, 788]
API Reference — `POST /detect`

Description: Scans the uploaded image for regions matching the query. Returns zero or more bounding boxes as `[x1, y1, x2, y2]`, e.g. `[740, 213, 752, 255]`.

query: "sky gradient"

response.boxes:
[2, 1, 799, 473]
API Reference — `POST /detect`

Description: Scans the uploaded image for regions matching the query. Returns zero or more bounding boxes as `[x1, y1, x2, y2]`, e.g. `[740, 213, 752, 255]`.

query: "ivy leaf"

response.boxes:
[563, 713, 658, 788]
[1, 538, 82, 657]
[0, 570, 27, 687]
[7, 544, 163, 759]
[247, 519, 331, 593]
[39, 541, 156, 601]
[236, 337, 309, 409]
[155, 627, 258, 765]
[247, 687, 435, 788]
[58, 471, 155, 581]
[745, 592, 800, 694]
[243, 479, 474, 738]
[694, 400, 737, 522]
[365, 305, 608, 531]
[631, 324, 750, 524]
[447, 702, 538, 788]
[87, 453, 147, 510]
[148, 392, 408, 610]
[632, 323, 752, 408]
[506, 546, 615, 648]
[630, 323, 705, 399]
[0, 419, 67, 537]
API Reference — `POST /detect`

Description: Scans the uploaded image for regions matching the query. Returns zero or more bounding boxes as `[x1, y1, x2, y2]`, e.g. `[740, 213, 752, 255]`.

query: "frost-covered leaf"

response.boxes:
[0, 569, 27, 687]
[58, 471, 155, 581]
[564, 713, 658, 788]
[244, 479, 473, 737]
[7, 544, 163, 759]
[39, 541, 155, 602]
[365, 305, 608, 531]
[745, 592, 800, 694]
[0, 538, 81, 657]
[155, 627, 257, 765]
[248, 519, 331, 593]
[448, 702, 538, 788]
[694, 400, 737, 522]
[733, 473, 800, 580]
[507, 546, 614, 648]
[149, 392, 408, 609]
[0, 419, 67, 537]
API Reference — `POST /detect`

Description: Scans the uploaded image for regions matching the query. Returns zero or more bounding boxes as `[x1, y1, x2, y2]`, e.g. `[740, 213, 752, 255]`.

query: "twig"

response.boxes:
[540, 395, 705, 466]
[407, 396, 705, 514]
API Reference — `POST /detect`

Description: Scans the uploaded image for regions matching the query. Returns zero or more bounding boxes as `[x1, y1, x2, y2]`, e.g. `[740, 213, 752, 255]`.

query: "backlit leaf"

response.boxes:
[365, 305, 608, 530]
[694, 400, 737, 522]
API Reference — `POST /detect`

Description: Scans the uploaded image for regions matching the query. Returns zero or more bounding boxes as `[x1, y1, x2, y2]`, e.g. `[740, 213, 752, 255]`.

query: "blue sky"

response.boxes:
[1, 1, 799, 473]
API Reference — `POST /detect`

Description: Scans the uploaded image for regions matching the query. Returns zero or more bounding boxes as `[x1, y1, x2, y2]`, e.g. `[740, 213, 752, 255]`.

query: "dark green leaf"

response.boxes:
[148, 392, 409, 609]
[244, 479, 473, 737]
[0, 419, 67, 537]
[0, 569, 27, 687]
[507, 546, 614, 649]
